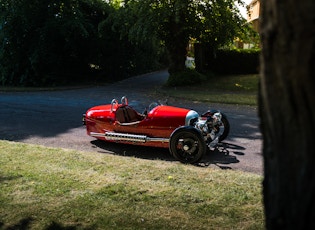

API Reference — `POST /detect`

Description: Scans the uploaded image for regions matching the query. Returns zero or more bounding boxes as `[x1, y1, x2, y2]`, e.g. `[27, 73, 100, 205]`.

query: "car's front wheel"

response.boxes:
[169, 128, 206, 164]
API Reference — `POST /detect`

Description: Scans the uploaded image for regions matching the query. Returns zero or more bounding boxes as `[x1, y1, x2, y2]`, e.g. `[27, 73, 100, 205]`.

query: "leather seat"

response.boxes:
[115, 106, 144, 123]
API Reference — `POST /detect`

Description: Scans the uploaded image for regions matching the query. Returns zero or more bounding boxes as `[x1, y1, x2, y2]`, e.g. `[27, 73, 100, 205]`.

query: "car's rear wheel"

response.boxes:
[218, 113, 230, 142]
[169, 128, 206, 164]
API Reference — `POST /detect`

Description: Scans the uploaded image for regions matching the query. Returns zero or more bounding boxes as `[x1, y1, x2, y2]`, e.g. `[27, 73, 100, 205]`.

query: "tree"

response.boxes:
[0, 0, 110, 86]
[117, 0, 245, 74]
[259, 0, 315, 229]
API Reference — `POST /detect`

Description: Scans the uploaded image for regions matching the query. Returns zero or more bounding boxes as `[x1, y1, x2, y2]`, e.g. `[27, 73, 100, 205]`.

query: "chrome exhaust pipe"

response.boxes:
[90, 132, 169, 143]
[105, 132, 147, 143]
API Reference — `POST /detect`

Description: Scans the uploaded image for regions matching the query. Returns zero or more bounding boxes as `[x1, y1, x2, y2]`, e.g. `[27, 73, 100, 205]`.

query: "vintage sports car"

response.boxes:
[83, 96, 230, 163]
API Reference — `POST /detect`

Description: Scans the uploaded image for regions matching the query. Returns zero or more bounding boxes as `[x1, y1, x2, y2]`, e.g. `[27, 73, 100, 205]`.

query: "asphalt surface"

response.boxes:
[0, 70, 263, 175]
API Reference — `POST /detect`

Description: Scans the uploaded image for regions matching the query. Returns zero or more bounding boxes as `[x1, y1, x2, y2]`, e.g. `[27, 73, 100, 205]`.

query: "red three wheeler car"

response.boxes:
[83, 96, 229, 164]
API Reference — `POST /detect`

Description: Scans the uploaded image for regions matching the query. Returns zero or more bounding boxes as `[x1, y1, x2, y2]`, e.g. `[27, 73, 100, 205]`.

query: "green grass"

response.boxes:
[159, 74, 259, 106]
[0, 140, 264, 229]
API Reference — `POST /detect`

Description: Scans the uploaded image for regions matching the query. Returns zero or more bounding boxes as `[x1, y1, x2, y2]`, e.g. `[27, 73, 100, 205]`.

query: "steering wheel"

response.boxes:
[110, 99, 118, 112]
[121, 96, 128, 105]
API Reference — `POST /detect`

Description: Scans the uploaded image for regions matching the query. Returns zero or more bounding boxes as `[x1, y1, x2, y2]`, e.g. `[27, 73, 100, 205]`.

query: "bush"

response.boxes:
[167, 69, 206, 87]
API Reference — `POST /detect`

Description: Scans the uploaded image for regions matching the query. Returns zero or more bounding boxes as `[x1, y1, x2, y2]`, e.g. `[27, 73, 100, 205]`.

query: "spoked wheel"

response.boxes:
[201, 111, 230, 142]
[169, 128, 206, 164]
[217, 113, 230, 142]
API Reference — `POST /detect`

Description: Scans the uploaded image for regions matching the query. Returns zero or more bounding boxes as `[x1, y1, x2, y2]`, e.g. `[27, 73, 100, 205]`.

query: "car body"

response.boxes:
[83, 96, 229, 163]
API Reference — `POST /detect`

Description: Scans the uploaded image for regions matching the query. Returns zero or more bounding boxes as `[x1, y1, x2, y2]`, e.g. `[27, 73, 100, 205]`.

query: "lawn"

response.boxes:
[159, 74, 259, 106]
[0, 140, 264, 229]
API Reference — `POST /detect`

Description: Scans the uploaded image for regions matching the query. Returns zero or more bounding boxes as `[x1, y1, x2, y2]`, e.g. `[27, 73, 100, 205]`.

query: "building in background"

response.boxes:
[246, 0, 260, 33]
[241, 0, 260, 49]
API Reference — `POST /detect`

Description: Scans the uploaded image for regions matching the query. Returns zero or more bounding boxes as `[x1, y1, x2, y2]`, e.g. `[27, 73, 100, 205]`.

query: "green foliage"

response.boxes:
[97, 4, 167, 81]
[0, 0, 249, 86]
[195, 0, 247, 48]
[0, 0, 111, 86]
[116, 0, 246, 74]
[167, 68, 206, 87]
[236, 24, 261, 49]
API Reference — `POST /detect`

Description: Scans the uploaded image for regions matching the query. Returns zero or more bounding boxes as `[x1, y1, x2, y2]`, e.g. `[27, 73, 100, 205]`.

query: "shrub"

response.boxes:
[167, 69, 206, 87]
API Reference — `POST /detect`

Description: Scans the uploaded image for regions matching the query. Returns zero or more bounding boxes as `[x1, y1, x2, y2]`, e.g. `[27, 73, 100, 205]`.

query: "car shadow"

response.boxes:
[197, 142, 244, 169]
[91, 140, 243, 169]
[91, 140, 175, 162]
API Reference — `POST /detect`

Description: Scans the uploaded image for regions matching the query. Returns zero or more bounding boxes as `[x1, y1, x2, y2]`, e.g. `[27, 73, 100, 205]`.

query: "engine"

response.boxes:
[194, 112, 222, 145]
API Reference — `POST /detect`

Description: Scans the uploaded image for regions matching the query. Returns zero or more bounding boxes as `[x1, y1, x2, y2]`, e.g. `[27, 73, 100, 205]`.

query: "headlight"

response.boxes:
[185, 110, 199, 126]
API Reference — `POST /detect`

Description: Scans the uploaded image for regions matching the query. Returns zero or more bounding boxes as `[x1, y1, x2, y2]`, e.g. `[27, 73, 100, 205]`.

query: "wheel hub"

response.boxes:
[178, 138, 197, 154]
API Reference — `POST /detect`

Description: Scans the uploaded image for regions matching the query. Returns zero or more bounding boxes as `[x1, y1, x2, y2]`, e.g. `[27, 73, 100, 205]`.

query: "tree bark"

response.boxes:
[167, 38, 187, 74]
[259, 0, 315, 229]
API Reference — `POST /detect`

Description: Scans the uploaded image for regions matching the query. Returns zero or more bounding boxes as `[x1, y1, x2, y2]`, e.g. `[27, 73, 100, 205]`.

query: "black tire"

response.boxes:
[169, 128, 206, 164]
[218, 113, 230, 142]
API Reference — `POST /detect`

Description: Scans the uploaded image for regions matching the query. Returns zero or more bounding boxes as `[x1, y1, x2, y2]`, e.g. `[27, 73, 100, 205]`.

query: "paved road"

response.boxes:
[0, 70, 263, 175]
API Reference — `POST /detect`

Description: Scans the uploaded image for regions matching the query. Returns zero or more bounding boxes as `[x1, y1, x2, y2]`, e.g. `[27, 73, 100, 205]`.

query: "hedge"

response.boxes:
[210, 49, 260, 74]
[194, 45, 260, 75]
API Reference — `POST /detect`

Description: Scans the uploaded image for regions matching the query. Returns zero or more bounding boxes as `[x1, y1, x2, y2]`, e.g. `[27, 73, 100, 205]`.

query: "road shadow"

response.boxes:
[0, 71, 169, 142]
[197, 142, 244, 169]
[91, 140, 243, 170]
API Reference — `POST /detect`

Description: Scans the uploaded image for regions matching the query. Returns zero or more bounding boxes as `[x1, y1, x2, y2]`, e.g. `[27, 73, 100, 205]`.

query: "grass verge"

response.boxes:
[0, 140, 264, 229]
[159, 74, 259, 106]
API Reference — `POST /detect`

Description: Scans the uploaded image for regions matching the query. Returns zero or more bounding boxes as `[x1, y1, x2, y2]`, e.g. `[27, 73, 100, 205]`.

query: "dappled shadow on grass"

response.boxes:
[46, 221, 79, 230]
[1, 218, 85, 230]
[0, 174, 23, 183]
[1, 218, 34, 230]
[91, 140, 243, 170]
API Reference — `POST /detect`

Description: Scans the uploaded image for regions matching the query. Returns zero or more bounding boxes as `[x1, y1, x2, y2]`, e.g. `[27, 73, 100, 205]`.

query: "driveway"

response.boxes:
[0, 70, 263, 175]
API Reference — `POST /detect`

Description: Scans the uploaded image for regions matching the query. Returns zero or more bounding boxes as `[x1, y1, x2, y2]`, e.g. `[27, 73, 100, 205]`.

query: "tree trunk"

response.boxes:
[259, 0, 315, 229]
[166, 37, 188, 74]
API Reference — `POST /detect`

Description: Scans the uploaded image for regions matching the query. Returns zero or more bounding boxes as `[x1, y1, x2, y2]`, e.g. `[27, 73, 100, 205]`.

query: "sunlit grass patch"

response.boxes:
[0, 140, 264, 229]
[159, 74, 259, 106]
